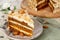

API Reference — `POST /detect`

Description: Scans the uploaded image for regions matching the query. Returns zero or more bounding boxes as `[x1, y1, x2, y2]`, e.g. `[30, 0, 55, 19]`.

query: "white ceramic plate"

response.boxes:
[4, 19, 43, 40]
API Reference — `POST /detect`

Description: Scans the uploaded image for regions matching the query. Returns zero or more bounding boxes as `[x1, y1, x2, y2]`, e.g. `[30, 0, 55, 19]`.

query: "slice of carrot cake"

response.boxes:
[8, 9, 34, 37]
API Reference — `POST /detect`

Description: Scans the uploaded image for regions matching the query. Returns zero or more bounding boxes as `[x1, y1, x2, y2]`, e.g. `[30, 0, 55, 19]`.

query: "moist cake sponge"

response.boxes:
[8, 9, 34, 37]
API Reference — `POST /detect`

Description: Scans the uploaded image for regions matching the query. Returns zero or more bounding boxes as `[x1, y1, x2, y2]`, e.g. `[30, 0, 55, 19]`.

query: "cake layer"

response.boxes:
[49, 0, 59, 10]
[48, 2, 54, 11]
[8, 19, 33, 30]
[8, 17, 33, 29]
[8, 13, 34, 29]
[37, 0, 46, 6]
[9, 21, 32, 33]
[9, 26, 24, 36]
[49, 0, 54, 9]
[9, 25, 32, 36]
[37, 0, 48, 9]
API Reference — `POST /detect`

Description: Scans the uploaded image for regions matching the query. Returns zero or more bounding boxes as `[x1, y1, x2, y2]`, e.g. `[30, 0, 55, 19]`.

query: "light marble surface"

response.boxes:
[33, 18, 60, 40]
[0, 28, 9, 40]
[0, 0, 22, 10]
[0, 12, 7, 27]
[37, 18, 60, 27]
[33, 24, 60, 40]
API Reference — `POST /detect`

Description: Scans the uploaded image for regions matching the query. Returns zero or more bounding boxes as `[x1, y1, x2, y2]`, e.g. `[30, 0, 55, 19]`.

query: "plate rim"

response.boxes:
[4, 19, 43, 40]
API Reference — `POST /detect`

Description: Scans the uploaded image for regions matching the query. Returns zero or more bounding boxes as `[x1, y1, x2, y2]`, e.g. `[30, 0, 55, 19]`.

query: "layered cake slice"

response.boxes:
[8, 9, 34, 37]
[48, 0, 60, 11]
[37, 0, 48, 10]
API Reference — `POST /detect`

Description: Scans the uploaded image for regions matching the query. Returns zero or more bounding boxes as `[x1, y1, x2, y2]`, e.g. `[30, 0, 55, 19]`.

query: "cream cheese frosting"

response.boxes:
[8, 10, 34, 29]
